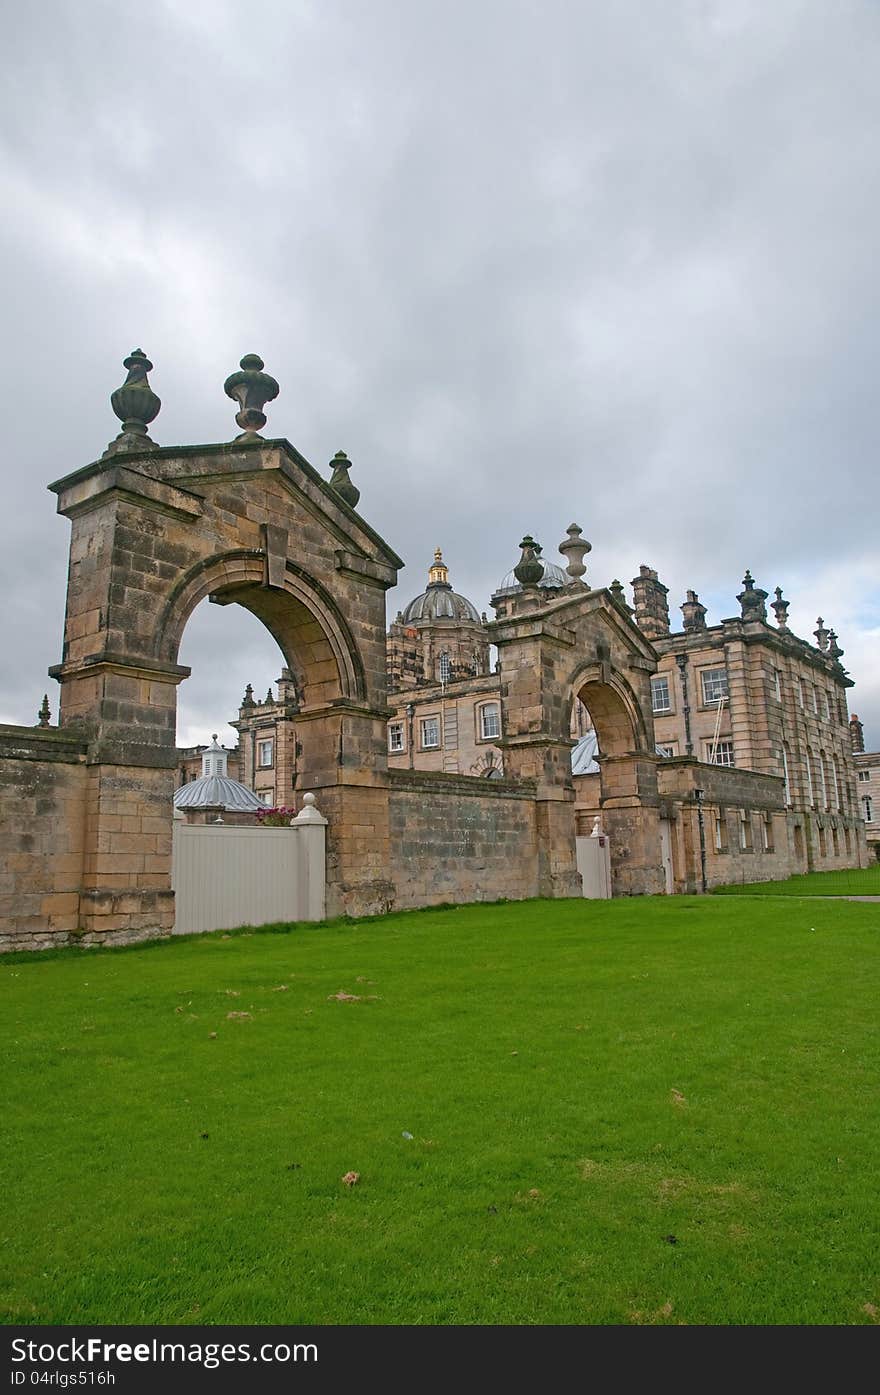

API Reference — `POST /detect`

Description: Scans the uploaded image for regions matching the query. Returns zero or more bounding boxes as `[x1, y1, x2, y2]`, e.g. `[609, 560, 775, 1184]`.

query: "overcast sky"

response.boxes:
[1, 0, 877, 750]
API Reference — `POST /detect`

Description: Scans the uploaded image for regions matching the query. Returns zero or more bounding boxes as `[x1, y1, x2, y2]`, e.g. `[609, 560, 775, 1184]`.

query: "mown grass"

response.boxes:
[2, 895, 879, 1326]
[714, 866, 880, 897]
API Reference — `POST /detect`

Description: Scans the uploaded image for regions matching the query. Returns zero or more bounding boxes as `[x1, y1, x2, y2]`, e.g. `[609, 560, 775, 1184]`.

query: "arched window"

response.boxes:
[805, 748, 815, 806]
[438, 652, 451, 685]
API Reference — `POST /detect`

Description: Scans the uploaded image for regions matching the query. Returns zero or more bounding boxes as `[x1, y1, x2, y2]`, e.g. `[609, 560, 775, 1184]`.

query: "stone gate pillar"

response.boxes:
[488, 545, 582, 899]
[47, 350, 403, 940]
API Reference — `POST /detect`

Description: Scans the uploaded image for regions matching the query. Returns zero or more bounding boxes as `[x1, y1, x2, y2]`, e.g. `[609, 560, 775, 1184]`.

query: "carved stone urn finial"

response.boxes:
[514, 535, 543, 587]
[827, 629, 843, 662]
[737, 569, 768, 623]
[771, 586, 790, 630]
[558, 523, 591, 583]
[105, 349, 161, 456]
[223, 354, 280, 442]
[37, 694, 51, 728]
[813, 617, 830, 651]
[328, 450, 360, 509]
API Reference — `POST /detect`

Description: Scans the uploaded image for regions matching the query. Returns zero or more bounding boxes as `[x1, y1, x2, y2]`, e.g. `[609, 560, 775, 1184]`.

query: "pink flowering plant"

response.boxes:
[255, 806, 295, 827]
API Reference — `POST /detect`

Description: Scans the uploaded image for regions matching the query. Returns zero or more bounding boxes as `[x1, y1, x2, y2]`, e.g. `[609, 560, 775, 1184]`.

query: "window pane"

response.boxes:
[700, 669, 728, 705]
[651, 676, 671, 713]
[480, 703, 500, 739]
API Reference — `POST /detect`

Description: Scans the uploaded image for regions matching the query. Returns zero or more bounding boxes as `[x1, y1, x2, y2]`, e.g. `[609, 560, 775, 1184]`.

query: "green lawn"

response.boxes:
[2, 896, 879, 1326]
[713, 866, 880, 897]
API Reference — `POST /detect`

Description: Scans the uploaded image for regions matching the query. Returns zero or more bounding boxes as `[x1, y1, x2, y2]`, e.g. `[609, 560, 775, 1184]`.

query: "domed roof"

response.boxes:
[495, 558, 568, 595]
[400, 549, 481, 625]
[173, 735, 269, 812]
[174, 775, 270, 812]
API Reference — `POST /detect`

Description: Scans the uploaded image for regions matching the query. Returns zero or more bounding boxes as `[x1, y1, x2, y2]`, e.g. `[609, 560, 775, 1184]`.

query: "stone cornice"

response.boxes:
[48, 654, 192, 685]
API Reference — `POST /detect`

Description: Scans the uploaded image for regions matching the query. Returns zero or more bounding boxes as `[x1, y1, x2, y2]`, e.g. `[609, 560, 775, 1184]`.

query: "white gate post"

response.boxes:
[291, 792, 328, 921]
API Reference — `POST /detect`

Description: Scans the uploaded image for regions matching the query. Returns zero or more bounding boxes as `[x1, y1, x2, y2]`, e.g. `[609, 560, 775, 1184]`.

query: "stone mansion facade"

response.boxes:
[183, 546, 869, 889]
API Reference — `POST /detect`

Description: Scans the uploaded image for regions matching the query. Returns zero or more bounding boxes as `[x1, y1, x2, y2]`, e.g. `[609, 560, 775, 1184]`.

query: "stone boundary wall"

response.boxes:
[388, 768, 540, 909]
[0, 725, 88, 951]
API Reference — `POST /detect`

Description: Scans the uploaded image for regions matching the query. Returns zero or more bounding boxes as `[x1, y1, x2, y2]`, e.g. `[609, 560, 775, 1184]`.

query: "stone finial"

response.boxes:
[827, 629, 843, 661]
[292, 790, 327, 825]
[737, 570, 768, 623]
[37, 693, 51, 728]
[813, 617, 830, 651]
[242, 683, 255, 708]
[328, 450, 360, 509]
[265, 687, 274, 705]
[105, 349, 161, 456]
[681, 589, 708, 633]
[223, 354, 279, 442]
[558, 523, 591, 583]
[608, 579, 633, 615]
[771, 586, 790, 630]
[850, 713, 865, 754]
[513, 536, 543, 586]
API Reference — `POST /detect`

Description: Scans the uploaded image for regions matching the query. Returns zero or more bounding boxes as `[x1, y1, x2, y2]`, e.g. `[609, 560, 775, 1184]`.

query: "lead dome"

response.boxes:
[400, 548, 481, 624]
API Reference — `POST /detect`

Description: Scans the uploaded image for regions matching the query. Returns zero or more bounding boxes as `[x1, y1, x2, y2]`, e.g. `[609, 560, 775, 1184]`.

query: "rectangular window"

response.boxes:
[811, 686, 819, 715]
[700, 668, 729, 706]
[714, 810, 727, 853]
[420, 716, 440, 749]
[781, 746, 791, 806]
[740, 812, 753, 851]
[822, 691, 831, 720]
[651, 676, 671, 713]
[479, 702, 501, 740]
[438, 652, 451, 685]
[858, 770, 870, 782]
[762, 814, 774, 853]
[257, 739, 274, 768]
[706, 740, 734, 767]
[864, 796, 874, 823]
[656, 743, 676, 758]
[388, 722, 404, 753]
[797, 677, 805, 709]
[770, 669, 782, 701]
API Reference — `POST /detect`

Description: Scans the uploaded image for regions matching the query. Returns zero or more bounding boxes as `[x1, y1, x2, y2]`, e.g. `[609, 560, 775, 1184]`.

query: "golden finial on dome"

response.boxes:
[428, 547, 449, 586]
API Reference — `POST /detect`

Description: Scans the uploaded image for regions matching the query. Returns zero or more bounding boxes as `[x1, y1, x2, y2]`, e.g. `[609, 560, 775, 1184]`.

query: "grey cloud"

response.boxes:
[1, 0, 878, 744]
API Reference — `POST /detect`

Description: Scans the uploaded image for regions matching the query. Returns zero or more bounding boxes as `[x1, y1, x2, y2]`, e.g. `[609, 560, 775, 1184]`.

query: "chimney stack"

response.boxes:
[631, 565, 670, 640]
[849, 713, 865, 754]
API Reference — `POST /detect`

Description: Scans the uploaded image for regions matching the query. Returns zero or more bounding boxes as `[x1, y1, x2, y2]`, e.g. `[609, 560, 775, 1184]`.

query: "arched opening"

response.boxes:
[176, 598, 296, 807]
[567, 667, 663, 896]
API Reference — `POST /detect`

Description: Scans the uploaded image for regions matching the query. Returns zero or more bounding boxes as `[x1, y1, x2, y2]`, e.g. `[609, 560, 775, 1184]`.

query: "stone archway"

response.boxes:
[568, 664, 663, 895]
[48, 409, 403, 937]
[489, 581, 664, 897]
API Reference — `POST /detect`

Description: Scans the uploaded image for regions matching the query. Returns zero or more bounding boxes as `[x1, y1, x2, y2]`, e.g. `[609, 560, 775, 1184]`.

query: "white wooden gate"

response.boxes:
[576, 818, 612, 899]
[172, 797, 327, 934]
